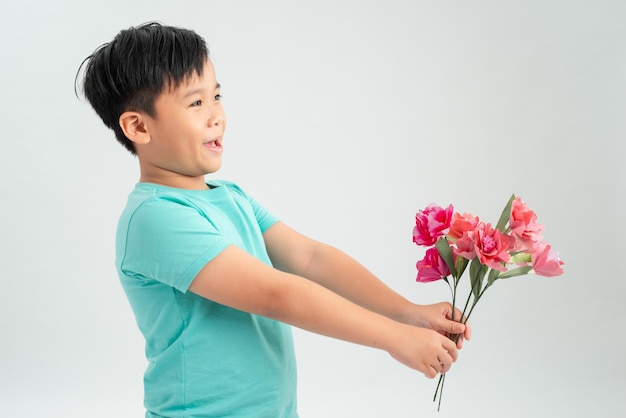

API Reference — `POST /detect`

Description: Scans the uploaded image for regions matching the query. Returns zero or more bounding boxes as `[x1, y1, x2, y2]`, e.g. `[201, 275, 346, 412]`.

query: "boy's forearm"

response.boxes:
[271, 270, 408, 352]
[263, 222, 417, 324]
[190, 244, 406, 353]
[269, 269, 459, 378]
[190, 243, 459, 377]
[303, 242, 415, 323]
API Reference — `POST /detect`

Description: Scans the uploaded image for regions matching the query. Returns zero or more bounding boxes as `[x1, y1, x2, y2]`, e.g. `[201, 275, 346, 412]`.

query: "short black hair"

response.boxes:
[76, 22, 209, 154]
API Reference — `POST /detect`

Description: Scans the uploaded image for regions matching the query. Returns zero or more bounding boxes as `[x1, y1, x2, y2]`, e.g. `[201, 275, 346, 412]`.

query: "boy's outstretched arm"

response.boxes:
[263, 222, 471, 346]
[188, 244, 458, 379]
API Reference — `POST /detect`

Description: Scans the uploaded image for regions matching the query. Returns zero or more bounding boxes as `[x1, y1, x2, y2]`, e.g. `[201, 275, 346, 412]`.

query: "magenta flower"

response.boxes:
[416, 247, 452, 283]
[510, 197, 544, 251]
[413, 204, 454, 246]
[532, 241, 564, 277]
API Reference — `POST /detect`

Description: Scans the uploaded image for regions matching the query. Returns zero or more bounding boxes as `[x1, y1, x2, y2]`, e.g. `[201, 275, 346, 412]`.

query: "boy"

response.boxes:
[78, 22, 470, 417]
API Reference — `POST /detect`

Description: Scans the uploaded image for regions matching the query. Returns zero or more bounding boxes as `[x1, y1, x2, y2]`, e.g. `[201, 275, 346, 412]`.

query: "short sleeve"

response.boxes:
[211, 181, 279, 233]
[118, 197, 231, 293]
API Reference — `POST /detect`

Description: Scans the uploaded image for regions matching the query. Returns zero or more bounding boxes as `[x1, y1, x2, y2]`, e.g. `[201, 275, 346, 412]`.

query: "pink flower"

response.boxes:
[454, 233, 477, 261]
[413, 204, 454, 246]
[532, 241, 564, 277]
[448, 212, 480, 240]
[464, 222, 514, 271]
[416, 247, 452, 283]
[510, 197, 544, 251]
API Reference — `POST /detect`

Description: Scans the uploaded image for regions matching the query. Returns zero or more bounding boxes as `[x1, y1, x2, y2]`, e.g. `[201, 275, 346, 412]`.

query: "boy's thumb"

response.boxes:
[447, 320, 465, 334]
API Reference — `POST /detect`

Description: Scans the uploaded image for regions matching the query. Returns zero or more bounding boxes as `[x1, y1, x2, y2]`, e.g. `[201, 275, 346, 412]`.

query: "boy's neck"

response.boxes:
[139, 173, 210, 190]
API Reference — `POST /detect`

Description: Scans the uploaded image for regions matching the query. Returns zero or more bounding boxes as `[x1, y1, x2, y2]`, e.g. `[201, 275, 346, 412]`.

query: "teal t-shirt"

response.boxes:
[116, 181, 298, 417]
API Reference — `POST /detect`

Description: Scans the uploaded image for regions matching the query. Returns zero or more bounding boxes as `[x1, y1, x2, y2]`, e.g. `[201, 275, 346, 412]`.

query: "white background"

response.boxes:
[1, 1, 624, 417]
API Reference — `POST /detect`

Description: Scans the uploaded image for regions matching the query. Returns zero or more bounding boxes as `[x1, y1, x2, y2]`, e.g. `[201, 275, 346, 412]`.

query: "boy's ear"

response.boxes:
[119, 111, 151, 145]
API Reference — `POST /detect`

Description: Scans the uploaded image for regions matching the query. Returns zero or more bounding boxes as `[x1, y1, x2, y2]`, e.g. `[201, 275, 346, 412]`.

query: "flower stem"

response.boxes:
[461, 289, 472, 321]
[434, 278, 459, 411]
[433, 373, 446, 412]
[464, 283, 490, 322]
[433, 273, 495, 410]
[437, 374, 445, 411]
[433, 374, 443, 402]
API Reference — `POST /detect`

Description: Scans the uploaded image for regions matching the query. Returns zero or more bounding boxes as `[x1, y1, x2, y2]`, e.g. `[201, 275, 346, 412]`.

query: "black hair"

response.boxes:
[76, 22, 209, 154]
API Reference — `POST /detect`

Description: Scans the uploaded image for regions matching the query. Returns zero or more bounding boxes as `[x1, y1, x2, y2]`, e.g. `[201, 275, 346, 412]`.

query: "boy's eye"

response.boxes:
[214, 94, 222, 101]
[190, 99, 203, 107]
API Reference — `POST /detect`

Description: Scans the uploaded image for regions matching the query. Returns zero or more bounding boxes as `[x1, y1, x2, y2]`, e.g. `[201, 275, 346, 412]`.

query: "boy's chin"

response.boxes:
[203, 165, 222, 175]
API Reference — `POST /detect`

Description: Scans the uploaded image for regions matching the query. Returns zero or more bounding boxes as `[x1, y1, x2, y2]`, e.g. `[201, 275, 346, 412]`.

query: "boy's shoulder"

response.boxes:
[122, 180, 250, 215]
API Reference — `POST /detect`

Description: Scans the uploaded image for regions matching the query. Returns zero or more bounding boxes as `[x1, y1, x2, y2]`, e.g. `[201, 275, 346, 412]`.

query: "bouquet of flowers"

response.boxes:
[412, 194, 564, 410]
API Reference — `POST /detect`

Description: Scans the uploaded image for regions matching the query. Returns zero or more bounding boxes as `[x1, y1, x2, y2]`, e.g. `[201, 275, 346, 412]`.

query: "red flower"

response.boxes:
[413, 204, 454, 246]
[416, 247, 452, 282]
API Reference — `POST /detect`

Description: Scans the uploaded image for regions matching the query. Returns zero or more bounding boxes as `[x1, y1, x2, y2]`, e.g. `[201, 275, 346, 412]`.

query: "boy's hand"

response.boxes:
[388, 325, 459, 379]
[405, 302, 472, 349]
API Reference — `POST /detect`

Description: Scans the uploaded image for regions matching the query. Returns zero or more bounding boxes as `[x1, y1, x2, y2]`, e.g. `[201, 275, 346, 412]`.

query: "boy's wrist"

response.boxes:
[392, 302, 425, 327]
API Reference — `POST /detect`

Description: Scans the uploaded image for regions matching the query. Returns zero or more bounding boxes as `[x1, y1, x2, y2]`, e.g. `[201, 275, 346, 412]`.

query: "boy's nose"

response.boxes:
[208, 111, 225, 127]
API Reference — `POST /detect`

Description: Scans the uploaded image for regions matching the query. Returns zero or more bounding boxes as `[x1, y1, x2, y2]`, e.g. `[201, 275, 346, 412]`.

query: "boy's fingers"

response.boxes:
[442, 339, 459, 361]
[447, 319, 465, 335]
[438, 353, 453, 374]
[456, 335, 464, 349]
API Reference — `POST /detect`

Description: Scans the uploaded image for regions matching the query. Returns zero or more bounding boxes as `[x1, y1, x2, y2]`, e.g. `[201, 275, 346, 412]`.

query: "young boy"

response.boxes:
[78, 22, 470, 417]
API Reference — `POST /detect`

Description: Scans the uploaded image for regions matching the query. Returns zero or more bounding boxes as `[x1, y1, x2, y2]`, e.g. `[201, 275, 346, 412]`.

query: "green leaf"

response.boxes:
[454, 256, 470, 283]
[496, 194, 516, 233]
[486, 268, 500, 286]
[497, 266, 533, 279]
[469, 257, 487, 299]
[435, 237, 457, 278]
[510, 252, 532, 264]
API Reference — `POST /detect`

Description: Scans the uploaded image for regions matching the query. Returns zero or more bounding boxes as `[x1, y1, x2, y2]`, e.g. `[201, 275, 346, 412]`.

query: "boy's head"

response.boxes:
[78, 22, 209, 154]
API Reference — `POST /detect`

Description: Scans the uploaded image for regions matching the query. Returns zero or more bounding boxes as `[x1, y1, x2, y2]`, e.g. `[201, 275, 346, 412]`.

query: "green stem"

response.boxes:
[437, 374, 445, 411]
[436, 289, 484, 409]
[433, 279, 456, 410]
[461, 289, 472, 322]
[434, 277, 460, 411]
[433, 275, 494, 411]
[451, 285, 457, 322]
[433, 374, 443, 402]
[464, 283, 490, 322]
[448, 291, 473, 346]
[447, 280, 454, 310]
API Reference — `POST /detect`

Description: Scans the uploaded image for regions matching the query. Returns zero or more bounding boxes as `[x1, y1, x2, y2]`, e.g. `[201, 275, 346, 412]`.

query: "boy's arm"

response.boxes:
[188, 244, 458, 379]
[263, 222, 471, 345]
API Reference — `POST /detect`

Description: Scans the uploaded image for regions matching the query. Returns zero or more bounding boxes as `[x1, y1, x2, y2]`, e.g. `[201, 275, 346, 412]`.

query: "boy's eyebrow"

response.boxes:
[182, 83, 221, 98]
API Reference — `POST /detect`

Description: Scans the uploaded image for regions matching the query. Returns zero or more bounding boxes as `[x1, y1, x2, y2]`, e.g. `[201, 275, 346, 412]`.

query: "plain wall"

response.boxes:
[1, 1, 624, 417]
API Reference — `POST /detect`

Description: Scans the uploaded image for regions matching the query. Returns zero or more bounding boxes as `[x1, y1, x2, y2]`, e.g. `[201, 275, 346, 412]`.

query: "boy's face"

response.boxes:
[136, 59, 226, 189]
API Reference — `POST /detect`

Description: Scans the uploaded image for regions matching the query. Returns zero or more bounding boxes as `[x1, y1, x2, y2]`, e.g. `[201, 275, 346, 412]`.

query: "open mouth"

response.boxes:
[203, 137, 223, 152]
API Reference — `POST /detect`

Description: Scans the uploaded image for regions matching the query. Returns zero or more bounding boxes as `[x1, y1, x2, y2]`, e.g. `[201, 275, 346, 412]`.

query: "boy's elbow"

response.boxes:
[256, 274, 306, 323]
